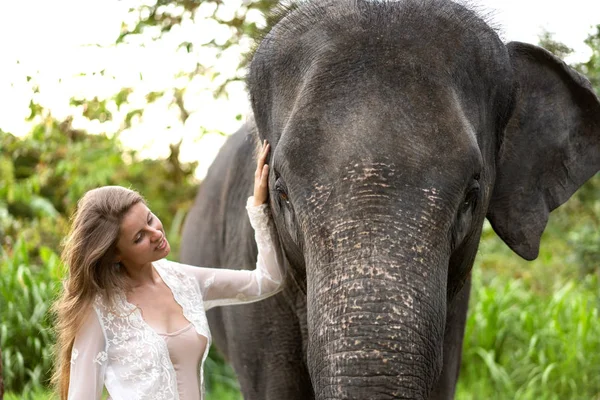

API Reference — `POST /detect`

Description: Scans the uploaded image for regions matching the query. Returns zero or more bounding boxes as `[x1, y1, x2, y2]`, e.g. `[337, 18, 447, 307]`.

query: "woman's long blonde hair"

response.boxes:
[51, 186, 143, 399]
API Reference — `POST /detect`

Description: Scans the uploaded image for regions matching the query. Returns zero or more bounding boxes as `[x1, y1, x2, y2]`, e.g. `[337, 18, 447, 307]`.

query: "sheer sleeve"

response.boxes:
[176, 196, 284, 310]
[68, 306, 107, 400]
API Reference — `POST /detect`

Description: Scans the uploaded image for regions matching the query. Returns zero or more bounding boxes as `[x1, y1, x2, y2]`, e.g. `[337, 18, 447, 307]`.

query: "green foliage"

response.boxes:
[459, 174, 600, 398]
[568, 220, 600, 276]
[564, 175, 600, 277]
[112, 0, 280, 114]
[119, 0, 279, 49]
[0, 108, 199, 260]
[204, 349, 243, 400]
[577, 25, 600, 91]
[538, 30, 575, 59]
[457, 270, 600, 400]
[206, 385, 243, 400]
[4, 389, 57, 400]
[0, 239, 61, 393]
[540, 25, 600, 96]
[476, 177, 599, 284]
[70, 98, 112, 122]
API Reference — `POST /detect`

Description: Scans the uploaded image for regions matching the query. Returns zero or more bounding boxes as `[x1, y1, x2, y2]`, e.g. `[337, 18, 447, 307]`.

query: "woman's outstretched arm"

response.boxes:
[175, 140, 286, 309]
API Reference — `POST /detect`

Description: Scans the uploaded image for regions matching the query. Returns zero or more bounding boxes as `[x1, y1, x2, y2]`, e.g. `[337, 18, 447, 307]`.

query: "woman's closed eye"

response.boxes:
[133, 214, 155, 243]
[134, 232, 144, 244]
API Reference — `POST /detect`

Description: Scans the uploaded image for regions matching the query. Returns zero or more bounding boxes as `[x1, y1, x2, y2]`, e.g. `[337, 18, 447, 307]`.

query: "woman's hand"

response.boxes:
[253, 140, 270, 206]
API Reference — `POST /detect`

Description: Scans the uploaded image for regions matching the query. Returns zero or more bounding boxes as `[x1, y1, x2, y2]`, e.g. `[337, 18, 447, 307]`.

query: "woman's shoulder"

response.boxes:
[92, 288, 133, 317]
[154, 258, 190, 267]
[154, 258, 202, 274]
[154, 258, 203, 284]
[154, 258, 187, 274]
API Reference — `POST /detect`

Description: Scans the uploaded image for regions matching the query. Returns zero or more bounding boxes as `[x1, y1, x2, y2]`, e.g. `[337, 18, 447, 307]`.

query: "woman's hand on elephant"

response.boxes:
[253, 140, 270, 206]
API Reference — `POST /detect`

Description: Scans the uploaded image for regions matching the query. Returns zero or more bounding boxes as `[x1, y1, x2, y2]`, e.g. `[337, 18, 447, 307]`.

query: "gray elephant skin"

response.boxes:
[180, 1, 600, 399]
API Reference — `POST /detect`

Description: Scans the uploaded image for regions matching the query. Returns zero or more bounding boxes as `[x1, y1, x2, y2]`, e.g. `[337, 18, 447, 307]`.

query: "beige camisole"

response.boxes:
[158, 323, 208, 400]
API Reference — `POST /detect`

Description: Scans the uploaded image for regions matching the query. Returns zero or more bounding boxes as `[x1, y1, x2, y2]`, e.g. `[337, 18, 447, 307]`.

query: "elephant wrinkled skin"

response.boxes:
[181, 1, 600, 399]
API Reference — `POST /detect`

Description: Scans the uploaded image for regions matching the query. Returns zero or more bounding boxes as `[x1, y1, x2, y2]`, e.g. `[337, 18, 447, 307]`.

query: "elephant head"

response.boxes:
[246, 0, 599, 398]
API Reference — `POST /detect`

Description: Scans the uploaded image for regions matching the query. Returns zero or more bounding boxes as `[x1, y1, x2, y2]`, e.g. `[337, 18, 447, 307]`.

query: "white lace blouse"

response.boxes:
[67, 197, 283, 400]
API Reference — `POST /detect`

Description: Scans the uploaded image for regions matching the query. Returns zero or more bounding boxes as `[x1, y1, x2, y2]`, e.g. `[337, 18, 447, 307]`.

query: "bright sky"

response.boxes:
[1, 0, 599, 179]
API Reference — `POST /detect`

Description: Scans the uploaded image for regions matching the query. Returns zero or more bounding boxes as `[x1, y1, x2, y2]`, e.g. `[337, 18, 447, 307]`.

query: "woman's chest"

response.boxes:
[127, 283, 191, 334]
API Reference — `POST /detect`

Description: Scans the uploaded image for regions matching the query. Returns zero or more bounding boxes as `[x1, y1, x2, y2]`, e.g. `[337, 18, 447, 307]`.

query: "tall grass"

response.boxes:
[457, 269, 600, 400]
[4, 388, 58, 400]
[0, 238, 61, 393]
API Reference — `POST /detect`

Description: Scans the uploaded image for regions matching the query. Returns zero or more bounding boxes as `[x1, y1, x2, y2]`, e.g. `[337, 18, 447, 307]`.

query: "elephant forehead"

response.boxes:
[274, 84, 482, 188]
[251, 0, 512, 176]
[249, 0, 510, 116]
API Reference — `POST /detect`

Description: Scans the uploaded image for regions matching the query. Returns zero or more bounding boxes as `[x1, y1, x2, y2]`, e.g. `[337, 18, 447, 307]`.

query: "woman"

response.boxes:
[52, 141, 281, 400]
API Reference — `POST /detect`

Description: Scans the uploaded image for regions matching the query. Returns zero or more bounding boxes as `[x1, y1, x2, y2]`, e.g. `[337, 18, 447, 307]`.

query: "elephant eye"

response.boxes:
[462, 181, 480, 211]
[275, 179, 289, 203]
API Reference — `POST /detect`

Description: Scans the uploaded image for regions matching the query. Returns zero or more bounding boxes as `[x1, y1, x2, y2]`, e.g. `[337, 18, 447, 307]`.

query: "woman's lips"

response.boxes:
[156, 237, 167, 250]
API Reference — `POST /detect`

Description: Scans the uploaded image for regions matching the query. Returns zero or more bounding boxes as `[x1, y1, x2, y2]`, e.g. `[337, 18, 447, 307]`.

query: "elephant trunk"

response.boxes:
[305, 217, 449, 399]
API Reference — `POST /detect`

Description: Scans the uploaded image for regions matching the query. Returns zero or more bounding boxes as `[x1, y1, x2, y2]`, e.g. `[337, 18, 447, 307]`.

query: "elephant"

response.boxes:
[180, 0, 600, 399]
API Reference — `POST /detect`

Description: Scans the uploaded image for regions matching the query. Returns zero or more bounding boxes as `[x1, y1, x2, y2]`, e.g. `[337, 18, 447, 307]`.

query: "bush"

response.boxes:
[457, 270, 600, 399]
[0, 238, 61, 393]
[1, 120, 199, 262]
[4, 388, 57, 400]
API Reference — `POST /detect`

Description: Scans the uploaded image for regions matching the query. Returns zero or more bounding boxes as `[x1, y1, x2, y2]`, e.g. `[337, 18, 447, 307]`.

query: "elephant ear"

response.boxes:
[487, 41, 600, 260]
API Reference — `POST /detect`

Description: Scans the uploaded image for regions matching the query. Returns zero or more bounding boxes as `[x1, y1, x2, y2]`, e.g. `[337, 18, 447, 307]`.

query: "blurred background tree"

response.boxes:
[540, 25, 600, 91]
[0, 1, 599, 399]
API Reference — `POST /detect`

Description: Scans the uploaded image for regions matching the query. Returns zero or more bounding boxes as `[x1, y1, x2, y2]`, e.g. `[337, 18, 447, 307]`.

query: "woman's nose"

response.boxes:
[150, 228, 163, 241]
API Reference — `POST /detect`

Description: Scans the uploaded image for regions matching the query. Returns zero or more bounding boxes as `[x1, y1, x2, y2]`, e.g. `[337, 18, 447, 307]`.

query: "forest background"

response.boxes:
[0, 1, 599, 399]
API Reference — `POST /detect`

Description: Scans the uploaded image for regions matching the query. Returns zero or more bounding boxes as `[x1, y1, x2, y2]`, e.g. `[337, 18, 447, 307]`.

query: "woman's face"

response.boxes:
[115, 202, 170, 269]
